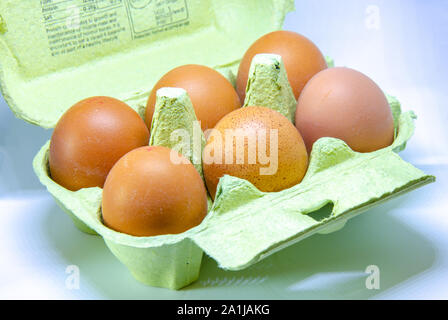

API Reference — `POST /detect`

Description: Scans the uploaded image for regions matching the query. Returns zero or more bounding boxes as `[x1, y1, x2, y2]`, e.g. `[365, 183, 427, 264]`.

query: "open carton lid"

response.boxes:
[0, 0, 294, 128]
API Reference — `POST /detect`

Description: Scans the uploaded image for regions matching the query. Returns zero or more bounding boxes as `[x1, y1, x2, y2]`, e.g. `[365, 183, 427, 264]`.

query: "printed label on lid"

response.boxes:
[0, 0, 295, 128]
[41, 0, 190, 59]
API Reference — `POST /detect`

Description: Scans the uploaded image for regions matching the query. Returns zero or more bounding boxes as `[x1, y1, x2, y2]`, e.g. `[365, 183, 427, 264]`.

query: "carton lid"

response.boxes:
[0, 0, 294, 128]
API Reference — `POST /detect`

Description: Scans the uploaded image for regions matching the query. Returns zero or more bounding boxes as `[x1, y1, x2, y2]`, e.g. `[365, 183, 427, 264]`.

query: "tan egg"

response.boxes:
[295, 67, 395, 153]
[102, 146, 208, 237]
[236, 30, 328, 102]
[49, 96, 149, 191]
[146, 64, 241, 131]
[202, 106, 309, 199]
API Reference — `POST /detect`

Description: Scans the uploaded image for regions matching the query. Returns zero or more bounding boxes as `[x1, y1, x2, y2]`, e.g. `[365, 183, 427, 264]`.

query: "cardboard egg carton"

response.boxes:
[0, 0, 434, 290]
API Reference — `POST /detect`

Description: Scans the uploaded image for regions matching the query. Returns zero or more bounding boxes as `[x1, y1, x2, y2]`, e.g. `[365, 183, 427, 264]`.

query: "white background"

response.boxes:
[0, 0, 447, 299]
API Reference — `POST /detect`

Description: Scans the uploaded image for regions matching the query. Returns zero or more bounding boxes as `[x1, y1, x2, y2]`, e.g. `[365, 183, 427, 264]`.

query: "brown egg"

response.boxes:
[236, 30, 328, 102]
[202, 106, 309, 199]
[295, 67, 395, 153]
[146, 64, 241, 131]
[102, 146, 208, 237]
[49, 96, 149, 191]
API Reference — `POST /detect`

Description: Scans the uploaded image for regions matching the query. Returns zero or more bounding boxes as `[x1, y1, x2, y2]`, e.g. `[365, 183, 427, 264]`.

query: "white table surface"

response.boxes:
[0, 0, 447, 299]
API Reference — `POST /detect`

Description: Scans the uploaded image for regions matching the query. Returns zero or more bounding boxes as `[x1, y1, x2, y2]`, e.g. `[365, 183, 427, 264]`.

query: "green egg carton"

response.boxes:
[0, 0, 435, 290]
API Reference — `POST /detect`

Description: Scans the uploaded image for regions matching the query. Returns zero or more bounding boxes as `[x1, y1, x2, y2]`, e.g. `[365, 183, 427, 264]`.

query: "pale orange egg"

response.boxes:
[102, 146, 208, 237]
[146, 64, 241, 132]
[49, 96, 149, 191]
[236, 30, 328, 102]
[295, 67, 395, 153]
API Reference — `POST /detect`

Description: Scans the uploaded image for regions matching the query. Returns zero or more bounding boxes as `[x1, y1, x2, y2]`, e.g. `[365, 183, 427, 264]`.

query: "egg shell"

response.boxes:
[146, 65, 241, 132]
[203, 106, 309, 199]
[295, 67, 395, 153]
[49, 96, 149, 191]
[236, 30, 328, 102]
[102, 146, 208, 237]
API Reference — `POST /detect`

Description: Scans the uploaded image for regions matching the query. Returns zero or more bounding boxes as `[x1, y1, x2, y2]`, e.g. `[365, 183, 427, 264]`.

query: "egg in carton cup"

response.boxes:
[0, 0, 435, 290]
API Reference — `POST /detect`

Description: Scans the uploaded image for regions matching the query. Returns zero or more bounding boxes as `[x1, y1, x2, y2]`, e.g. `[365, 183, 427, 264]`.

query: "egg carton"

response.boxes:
[0, 0, 434, 290]
[32, 54, 433, 289]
